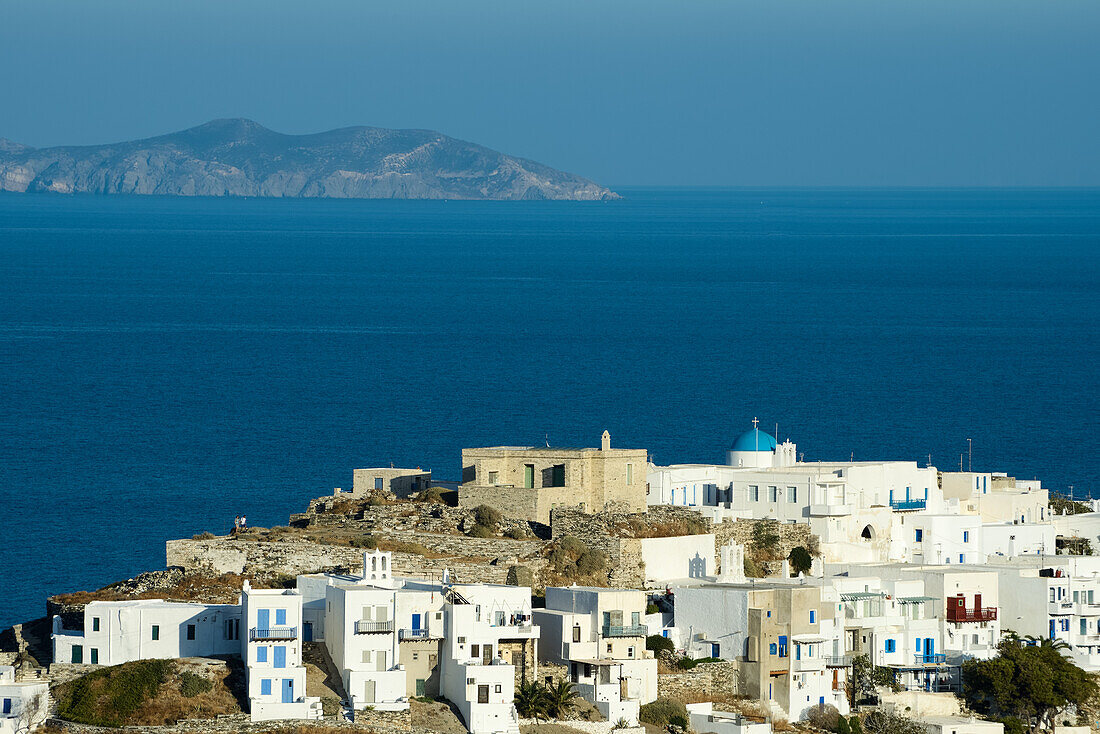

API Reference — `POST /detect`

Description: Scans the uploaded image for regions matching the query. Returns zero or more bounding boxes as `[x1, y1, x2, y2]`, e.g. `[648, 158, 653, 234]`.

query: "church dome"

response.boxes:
[730, 428, 777, 452]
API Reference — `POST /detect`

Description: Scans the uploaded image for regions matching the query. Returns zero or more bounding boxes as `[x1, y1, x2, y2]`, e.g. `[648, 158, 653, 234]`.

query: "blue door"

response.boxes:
[257, 609, 270, 632]
[710, 643, 720, 658]
[281, 678, 294, 703]
[304, 622, 313, 642]
[274, 646, 286, 668]
[925, 638, 934, 659]
[412, 613, 422, 631]
[1050, 619, 1056, 639]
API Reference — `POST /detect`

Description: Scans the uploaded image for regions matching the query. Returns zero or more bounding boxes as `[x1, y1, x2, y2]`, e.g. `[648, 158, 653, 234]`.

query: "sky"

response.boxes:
[1, 0, 1099, 187]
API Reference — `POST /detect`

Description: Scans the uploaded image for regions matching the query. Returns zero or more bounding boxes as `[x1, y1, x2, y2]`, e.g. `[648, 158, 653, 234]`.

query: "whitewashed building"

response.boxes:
[533, 586, 658, 724]
[0, 666, 49, 734]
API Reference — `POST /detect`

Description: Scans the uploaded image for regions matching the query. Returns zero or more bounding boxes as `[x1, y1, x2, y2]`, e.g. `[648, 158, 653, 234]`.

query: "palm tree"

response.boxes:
[1023, 634, 1071, 651]
[514, 681, 549, 721]
[544, 680, 580, 719]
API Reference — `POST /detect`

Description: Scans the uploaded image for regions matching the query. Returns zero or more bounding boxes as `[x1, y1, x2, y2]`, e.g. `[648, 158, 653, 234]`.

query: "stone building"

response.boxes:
[459, 431, 647, 524]
[351, 468, 431, 499]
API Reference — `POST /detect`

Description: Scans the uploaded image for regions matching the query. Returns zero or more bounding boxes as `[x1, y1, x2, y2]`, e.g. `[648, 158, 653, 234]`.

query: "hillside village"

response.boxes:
[4, 425, 1100, 734]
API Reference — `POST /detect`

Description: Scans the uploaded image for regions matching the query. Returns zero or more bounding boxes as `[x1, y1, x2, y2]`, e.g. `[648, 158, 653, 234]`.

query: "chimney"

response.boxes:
[601, 430, 611, 451]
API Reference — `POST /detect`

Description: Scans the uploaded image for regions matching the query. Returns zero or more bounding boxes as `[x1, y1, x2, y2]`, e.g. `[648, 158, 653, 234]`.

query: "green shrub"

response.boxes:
[646, 603, 659, 614]
[349, 534, 378, 548]
[548, 548, 570, 569]
[646, 635, 674, 654]
[467, 525, 495, 538]
[788, 546, 813, 576]
[415, 486, 447, 504]
[744, 557, 765, 578]
[668, 714, 690, 730]
[56, 659, 174, 726]
[576, 549, 608, 575]
[835, 716, 851, 734]
[504, 527, 527, 540]
[473, 505, 503, 529]
[321, 696, 341, 716]
[178, 671, 213, 697]
[676, 657, 697, 670]
[560, 535, 588, 556]
[639, 697, 689, 727]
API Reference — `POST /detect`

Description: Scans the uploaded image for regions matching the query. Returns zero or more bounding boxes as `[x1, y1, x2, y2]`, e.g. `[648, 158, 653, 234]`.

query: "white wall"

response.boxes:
[640, 535, 715, 584]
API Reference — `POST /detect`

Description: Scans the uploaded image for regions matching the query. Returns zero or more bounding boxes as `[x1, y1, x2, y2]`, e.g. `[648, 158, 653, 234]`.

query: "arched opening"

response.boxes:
[861, 525, 875, 541]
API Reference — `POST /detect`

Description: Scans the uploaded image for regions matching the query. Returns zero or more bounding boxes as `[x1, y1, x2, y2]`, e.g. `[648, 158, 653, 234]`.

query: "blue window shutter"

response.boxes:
[916, 639, 921, 652]
[276, 609, 287, 626]
[257, 646, 267, 663]
[261, 679, 271, 696]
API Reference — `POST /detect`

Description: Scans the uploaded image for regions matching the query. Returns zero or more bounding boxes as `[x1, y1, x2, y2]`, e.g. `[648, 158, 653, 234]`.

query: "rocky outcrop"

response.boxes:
[0, 119, 618, 200]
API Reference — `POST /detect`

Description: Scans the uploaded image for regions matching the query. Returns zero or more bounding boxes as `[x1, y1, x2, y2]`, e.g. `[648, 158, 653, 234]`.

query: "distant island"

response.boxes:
[0, 118, 618, 200]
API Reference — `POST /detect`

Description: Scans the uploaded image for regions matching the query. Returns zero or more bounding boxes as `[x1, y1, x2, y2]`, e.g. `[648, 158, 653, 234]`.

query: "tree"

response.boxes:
[16, 690, 47, 734]
[751, 520, 781, 559]
[544, 679, 580, 718]
[848, 654, 899, 707]
[514, 681, 548, 721]
[960, 633, 1097, 732]
[788, 546, 813, 576]
[861, 711, 924, 734]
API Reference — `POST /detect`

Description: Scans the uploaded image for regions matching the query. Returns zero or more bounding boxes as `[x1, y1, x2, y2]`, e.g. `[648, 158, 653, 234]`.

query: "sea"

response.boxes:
[1, 187, 1097, 630]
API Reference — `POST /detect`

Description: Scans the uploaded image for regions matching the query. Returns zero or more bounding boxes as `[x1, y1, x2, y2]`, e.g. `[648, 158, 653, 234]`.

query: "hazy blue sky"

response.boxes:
[2, 0, 1098, 186]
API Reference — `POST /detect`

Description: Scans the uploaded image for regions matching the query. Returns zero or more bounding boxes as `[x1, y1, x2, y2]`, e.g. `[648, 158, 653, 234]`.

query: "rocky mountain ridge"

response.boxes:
[0, 118, 618, 200]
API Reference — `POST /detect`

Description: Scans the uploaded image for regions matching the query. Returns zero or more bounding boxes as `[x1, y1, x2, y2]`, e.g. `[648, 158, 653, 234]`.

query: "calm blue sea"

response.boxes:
[1, 188, 1098, 629]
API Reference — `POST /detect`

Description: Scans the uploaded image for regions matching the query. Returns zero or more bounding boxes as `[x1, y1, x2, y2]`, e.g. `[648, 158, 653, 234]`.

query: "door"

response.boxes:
[364, 680, 376, 703]
[925, 638, 934, 660]
[711, 643, 720, 658]
[483, 645, 492, 665]
[304, 622, 313, 642]
[416, 679, 426, 697]
[257, 609, 270, 632]
[478, 685, 489, 704]
[412, 613, 422, 631]
[72, 645, 83, 664]
[281, 679, 294, 704]
[274, 646, 286, 668]
[377, 650, 388, 672]
[524, 465, 534, 488]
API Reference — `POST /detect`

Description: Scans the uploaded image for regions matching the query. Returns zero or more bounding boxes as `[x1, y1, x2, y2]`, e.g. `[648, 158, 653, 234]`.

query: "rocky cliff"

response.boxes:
[0, 118, 618, 200]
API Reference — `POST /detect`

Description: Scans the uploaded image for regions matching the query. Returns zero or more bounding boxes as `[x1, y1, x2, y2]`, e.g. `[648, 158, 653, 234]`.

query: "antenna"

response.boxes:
[967, 438, 972, 472]
[545, 433, 550, 448]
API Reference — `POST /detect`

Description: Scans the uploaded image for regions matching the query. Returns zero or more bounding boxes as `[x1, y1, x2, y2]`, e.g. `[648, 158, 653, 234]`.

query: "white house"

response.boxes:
[917, 715, 1004, 734]
[440, 579, 538, 734]
[52, 599, 241, 666]
[534, 586, 658, 724]
[0, 666, 49, 734]
[241, 581, 321, 721]
[686, 703, 772, 734]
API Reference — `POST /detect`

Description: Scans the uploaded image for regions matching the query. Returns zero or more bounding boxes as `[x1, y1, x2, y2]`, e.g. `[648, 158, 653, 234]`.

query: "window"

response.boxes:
[963, 531, 970, 543]
[152, 625, 160, 641]
[261, 679, 272, 696]
[257, 647, 268, 663]
[809, 610, 816, 624]
[573, 626, 581, 642]
[276, 609, 287, 626]
[488, 471, 498, 486]
[769, 486, 778, 502]
[959, 554, 965, 564]
[750, 485, 759, 502]
[627, 646, 635, 658]
[769, 643, 777, 655]
[607, 643, 613, 653]
[626, 463, 633, 485]
[787, 486, 797, 503]
[915, 529, 923, 542]
[1050, 589, 1056, 603]
[2, 699, 10, 715]
[1082, 619, 1088, 635]
[916, 638, 922, 652]
[471, 645, 480, 658]
[466, 678, 475, 685]
[274, 646, 286, 668]
[884, 639, 896, 653]
[632, 611, 641, 626]
[478, 685, 489, 704]
[92, 617, 100, 632]
[186, 624, 196, 640]
[551, 464, 566, 487]
[91, 648, 99, 664]
[374, 477, 383, 490]
[778, 636, 788, 657]
[495, 684, 502, 693]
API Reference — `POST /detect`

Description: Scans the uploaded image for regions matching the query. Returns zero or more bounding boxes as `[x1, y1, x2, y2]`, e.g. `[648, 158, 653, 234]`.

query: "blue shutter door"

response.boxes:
[412, 613, 422, 630]
[274, 646, 286, 668]
[282, 679, 294, 703]
[257, 609, 270, 631]
[304, 622, 313, 642]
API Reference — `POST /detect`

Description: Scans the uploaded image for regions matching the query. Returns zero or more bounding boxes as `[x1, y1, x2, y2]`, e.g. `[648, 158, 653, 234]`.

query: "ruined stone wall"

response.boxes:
[657, 660, 741, 701]
[458, 484, 579, 525]
[711, 519, 816, 574]
[166, 539, 516, 584]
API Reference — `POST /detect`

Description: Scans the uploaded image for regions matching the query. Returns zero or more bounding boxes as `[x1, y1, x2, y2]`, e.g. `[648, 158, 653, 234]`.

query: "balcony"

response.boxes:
[914, 653, 947, 665]
[603, 625, 648, 638]
[946, 607, 997, 623]
[250, 627, 297, 641]
[890, 498, 927, 511]
[355, 620, 395, 634]
[826, 655, 853, 667]
[398, 628, 438, 641]
[792, 656, 825, 672]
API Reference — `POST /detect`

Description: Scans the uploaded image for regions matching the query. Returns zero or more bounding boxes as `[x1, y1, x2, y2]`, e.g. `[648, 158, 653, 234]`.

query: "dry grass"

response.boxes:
[52, 573, 247, 606]
[614, 517, 709, 539]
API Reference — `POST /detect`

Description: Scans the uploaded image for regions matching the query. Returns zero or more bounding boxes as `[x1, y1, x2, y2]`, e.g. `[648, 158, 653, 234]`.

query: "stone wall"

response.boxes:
[711, 519, 816, 575]
[657, 661, 741, 702]
[166, 539, 515, 585]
